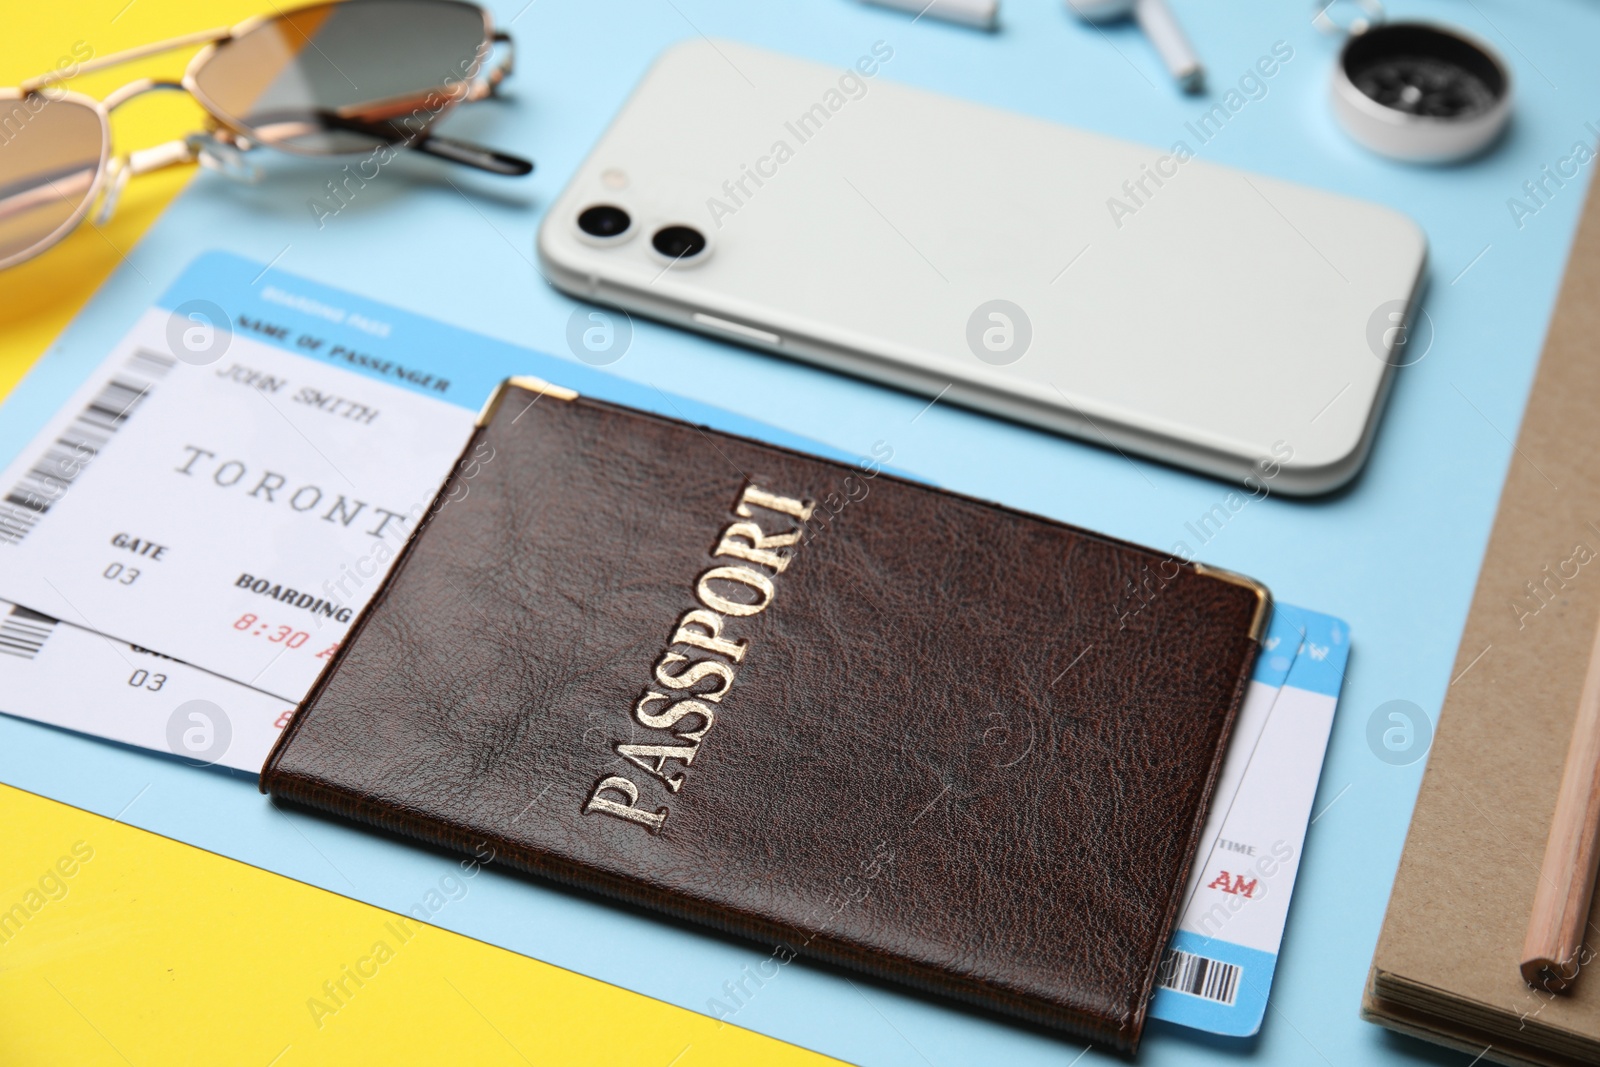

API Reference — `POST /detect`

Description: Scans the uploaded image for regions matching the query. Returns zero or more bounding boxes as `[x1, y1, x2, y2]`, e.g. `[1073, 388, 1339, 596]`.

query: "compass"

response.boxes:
[1318, 4, 1512, 163]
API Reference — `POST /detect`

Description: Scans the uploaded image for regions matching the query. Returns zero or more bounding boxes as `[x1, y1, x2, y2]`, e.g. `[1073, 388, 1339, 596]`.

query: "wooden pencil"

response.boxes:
[1522, 611, 1600, 992]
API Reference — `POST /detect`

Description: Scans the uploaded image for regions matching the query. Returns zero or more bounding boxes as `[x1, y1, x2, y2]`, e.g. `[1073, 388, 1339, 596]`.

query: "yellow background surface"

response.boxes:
[0, 6, 836, 1065]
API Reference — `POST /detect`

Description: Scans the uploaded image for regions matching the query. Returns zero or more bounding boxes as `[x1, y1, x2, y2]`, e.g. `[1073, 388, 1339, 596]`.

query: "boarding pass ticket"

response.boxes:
[1149, 604, 1349, 1036]
[0, 599, 292, 773]
[0, 249, 888, 760]
[0, 290, 476, 701]
[0, 252, 1348, 1038]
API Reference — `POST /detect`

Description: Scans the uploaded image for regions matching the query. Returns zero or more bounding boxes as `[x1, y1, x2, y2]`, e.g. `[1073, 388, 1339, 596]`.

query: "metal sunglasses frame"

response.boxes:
[1, 0, 525, 271]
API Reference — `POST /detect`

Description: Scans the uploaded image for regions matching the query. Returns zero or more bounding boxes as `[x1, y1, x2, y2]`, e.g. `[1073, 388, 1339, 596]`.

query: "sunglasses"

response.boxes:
[0, 0, 532, 271]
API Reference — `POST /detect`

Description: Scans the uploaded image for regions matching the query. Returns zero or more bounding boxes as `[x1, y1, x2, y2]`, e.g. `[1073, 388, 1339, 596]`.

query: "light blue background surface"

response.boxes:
[3, 1, 1598, 1064]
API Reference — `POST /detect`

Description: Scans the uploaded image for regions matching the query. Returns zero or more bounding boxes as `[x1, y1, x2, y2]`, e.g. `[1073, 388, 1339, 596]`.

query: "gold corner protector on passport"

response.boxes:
[476, 376, 580, 427]
[1192, 562, 1273, 643]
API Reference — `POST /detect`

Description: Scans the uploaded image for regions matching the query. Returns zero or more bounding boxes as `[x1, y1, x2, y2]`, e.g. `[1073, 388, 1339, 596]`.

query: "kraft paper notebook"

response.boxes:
[261, 378, 1271, 1054]
[1364, 180, 1600, 1063]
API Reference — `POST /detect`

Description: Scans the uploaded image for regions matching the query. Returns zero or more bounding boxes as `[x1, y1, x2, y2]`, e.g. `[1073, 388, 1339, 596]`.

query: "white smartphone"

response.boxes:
[537, 39, 1427, 494]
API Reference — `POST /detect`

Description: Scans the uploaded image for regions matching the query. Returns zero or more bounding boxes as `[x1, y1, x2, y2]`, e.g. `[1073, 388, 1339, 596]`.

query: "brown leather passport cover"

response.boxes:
[261, 377, 1268, 1054]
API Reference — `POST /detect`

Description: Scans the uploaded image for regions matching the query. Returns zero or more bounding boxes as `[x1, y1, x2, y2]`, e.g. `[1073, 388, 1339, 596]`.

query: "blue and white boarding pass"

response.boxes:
[0, 251, 866, 766]
[0, 260, 477, 702]
[1149, 605, 1349, 1036]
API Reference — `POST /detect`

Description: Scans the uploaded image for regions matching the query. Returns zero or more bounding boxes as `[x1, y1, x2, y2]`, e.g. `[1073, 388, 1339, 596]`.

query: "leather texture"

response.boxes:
[261, 382, 1266, 1054]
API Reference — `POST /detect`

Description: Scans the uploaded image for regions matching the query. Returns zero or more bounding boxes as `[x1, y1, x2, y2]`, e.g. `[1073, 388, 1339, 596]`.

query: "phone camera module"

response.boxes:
[577, 204, 632, 240]
[651, 225, 708, 261]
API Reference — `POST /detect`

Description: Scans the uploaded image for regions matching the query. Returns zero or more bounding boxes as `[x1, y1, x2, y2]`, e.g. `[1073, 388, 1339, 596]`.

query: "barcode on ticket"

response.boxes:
[0, 604, 58, 660]
[0, 348, 174, 545]
[1157, 948, 1241, 1006]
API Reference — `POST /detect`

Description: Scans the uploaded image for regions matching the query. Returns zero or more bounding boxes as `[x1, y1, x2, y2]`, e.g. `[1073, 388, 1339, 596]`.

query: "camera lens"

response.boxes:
[652, 225, 707, 260]
[577, 204, 631, 239]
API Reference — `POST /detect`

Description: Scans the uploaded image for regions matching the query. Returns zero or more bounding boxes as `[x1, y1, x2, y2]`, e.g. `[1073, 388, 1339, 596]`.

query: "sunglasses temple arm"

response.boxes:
[302, 109, 533, 176]
[123, 127, 528, 179]
[412, 134, 533, 176]
[432, 33, 529, 175]
[20, 28, 229, 93]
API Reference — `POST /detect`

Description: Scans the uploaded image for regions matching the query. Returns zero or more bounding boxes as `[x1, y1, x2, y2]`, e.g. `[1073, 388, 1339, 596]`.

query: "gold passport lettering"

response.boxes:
[582, 484, 815, 833]
[583, 777, 666, 833]
[696, 566, 776, 617]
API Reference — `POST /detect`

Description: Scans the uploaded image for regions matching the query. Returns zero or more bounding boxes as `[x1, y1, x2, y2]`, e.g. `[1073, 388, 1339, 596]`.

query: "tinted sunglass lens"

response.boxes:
[0, 95, 104, 267]
[190, 0, 490, 154]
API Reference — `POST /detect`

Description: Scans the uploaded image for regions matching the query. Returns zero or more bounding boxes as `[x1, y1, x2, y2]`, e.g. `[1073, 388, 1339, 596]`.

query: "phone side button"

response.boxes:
[691, 312, 781, 346]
